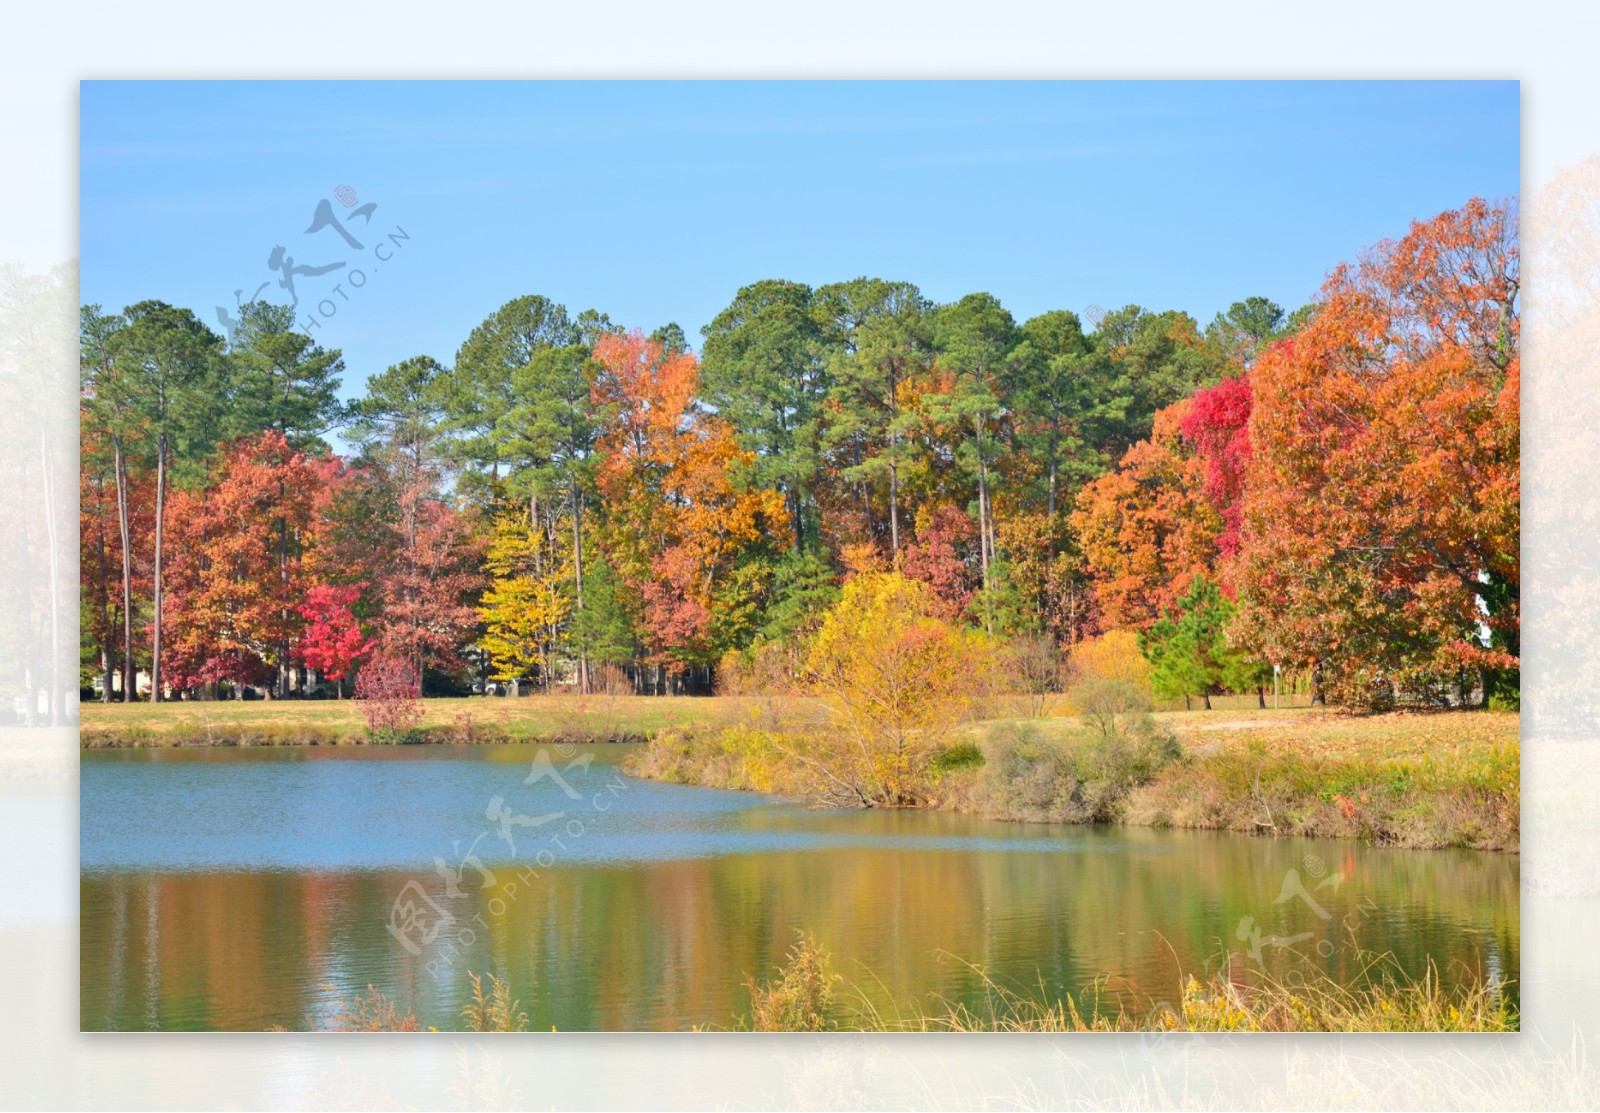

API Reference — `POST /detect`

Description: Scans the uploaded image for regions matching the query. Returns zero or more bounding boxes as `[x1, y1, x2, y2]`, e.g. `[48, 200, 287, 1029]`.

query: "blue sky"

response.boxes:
[81, 80, 1519, 408]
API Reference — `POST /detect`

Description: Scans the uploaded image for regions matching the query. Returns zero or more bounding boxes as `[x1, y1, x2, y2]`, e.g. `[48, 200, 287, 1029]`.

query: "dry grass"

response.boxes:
[1120, 713, 1520, 851]
[943, 708, 1520, 851]
[1171, 707, 1519, 762]
[78, 693, 782, 747]
[744, 942, 1517, 1034]
[317, 984, 420, 1032]
[460, 971, 528, 1033]
[743, 932, 839, 1032]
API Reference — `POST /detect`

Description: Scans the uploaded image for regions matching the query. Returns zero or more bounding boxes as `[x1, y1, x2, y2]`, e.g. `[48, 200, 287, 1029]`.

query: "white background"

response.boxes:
[3, 2, 1596, 1109]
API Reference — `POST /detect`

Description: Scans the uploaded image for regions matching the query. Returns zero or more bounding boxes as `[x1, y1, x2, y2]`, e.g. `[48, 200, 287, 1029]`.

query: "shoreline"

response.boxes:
[625, 748, 1521, 854]
[77, 699, 1519, 853]
[79, 729, 649, 748]
[621, 710, 1520, 854]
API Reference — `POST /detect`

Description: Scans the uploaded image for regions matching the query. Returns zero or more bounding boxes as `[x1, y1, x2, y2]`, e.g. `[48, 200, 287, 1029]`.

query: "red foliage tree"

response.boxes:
[355, 650, 424, 738]
[900, 504, 978, 621]
[295, 582, 374, 696]
[1177, 372, 1253, 559]
[371, 466, 484, 678]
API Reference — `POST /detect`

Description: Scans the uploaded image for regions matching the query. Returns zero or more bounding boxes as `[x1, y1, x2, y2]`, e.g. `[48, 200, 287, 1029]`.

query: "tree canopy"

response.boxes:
[79, 197, 1518, 710]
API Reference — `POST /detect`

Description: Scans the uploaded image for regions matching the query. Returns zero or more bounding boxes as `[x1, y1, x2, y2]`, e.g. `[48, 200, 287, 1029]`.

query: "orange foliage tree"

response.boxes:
[161, 431, 319, 691]
[1232, 197, 1519, 705]
[1070, 399, 1222, 630]
[591, 330, 786, 674]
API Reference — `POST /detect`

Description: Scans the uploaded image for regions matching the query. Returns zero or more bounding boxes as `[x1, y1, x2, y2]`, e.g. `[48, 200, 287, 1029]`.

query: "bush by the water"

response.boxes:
[941, 680, 1181, 823]
[743, 932, 839, 1032]
[944, 724, 1181, 823]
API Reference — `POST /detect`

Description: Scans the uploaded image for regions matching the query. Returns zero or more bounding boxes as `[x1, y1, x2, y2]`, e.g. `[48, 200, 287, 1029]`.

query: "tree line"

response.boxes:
[79, 197, 1519, 708]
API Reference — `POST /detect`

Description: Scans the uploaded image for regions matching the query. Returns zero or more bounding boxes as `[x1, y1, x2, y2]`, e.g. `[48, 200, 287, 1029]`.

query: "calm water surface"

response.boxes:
[80, 744, 1519, 1031]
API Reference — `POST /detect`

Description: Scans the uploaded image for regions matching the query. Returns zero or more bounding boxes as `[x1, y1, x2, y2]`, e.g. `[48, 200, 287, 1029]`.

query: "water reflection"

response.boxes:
[80, 746, 1519, 1031]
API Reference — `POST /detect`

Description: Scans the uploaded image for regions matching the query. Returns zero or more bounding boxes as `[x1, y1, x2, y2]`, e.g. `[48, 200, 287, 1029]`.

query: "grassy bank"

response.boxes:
[627, 706, 1519, 852]
[77, 693, 782, 748]
[977, 707, 1518, 851]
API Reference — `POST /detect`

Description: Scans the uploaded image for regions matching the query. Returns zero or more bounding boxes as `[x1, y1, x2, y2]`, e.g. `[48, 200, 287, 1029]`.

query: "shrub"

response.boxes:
[355, 653, 425, 742]
[997, 633, 1063, 716]
[625, 726, 784, 793]
[1069, 678, 1152, 740]
[326, 985, 420, 1032]
[716, 640, 798, 697]
[1073, 719, 1183, 787]
[745, 932, 838, 1032]
[931, 742, 984, 775]
[980, 728, 1091, 823]
[953, 717, 1182, 824]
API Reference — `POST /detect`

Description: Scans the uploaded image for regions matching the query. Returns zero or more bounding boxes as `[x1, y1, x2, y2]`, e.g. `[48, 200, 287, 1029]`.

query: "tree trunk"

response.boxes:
[1311, 661, 1326, 706]
[1046, 438, 1058, 520]
[1203, 691, 1212, 711]
[790, 485, 804, 555]
[150, 435, 167, 703]
[94, 477, 114, 704]
[888, 459, 900, 559]
[1257, 685, 1266, 709]
[975, 436, 992, 592]
[278, 480, 290, 699]
[571, 485, 589, 695]
[888, 367, 901, 559]
[113, 437, 135, 703]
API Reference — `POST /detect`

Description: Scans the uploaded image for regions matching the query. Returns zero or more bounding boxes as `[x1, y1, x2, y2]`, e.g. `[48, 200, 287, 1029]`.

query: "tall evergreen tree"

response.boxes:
[112, 300, 226, 701]
[700, 279, 827, 553]
[226, 300, 346, 448]
[929, 292, 1018, 593]
[815, 278, 930, 558]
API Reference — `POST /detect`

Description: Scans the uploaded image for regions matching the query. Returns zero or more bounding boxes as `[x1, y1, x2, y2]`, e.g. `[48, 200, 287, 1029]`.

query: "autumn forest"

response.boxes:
[79, 197, 1519, 715]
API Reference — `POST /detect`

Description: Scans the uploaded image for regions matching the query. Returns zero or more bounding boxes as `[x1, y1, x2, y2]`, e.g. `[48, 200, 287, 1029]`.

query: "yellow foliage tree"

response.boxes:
[801, 572, 979, 805]
[1066, 629, 1153, 696]
[478, 514, 572, 685]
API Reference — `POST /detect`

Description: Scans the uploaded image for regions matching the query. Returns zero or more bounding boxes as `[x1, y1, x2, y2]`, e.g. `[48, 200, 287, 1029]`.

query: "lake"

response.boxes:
[79, 744, 1519, 1031]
